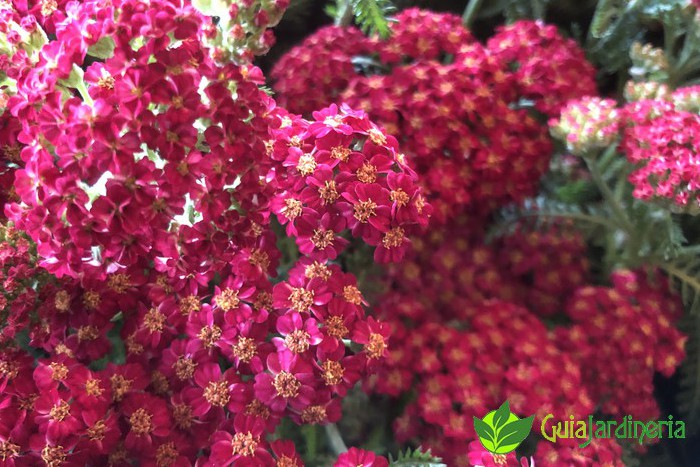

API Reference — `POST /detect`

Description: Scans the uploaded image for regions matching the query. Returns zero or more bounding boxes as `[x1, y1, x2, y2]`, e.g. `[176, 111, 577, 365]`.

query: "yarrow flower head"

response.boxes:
[550, 97, 621, 156]
[621, 97, 700, 212]
[487, 20, 598, 118]
[271, 26, 372, 115]
[557, 269, 686, 421]
[272, 11, 601, 223]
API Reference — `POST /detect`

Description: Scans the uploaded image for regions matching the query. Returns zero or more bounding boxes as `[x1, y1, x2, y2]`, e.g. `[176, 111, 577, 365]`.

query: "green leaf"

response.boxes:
[492, 401, 511, 431]
[191, 0, 212, 14]
[555, 180, 597, 204]
[589, 0, 627, 39]
[494, 415, 534, 453]
[24, 27, 48, 54]
[58, 64, 85, 89]
[473, 417, 496, 443]
[87, 36, 115, 59]
[325, 3, 337, 18]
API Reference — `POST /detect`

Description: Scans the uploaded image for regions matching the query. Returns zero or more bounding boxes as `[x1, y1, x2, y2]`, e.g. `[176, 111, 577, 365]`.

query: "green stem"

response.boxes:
[335, 0, 354, 27]
[324, 424, 348, 456]
[75, 80, 94, 107]
[462, 0, 484, 28]
[660, 262, 700, 294]
[515, 211, 619, 231]
[584, 149, 634, 233]
[302, 425, 319, 461]
[671, 16, 700, 87]
[680, 245, 700, 256]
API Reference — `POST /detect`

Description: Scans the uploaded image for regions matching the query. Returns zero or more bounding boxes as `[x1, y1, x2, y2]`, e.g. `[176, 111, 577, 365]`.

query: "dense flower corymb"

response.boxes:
[0, 0, 430, 464]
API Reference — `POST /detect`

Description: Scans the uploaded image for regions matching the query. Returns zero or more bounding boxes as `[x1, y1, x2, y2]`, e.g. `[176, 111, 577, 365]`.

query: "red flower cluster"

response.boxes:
[378, 300, 594, 466]
[271, 26, 372, 115]
[0, 118, 21, 214]
[622, 97, 700, 210]
[273, 9, 598, 222]
[5, 0, 273, 281]
[0, 224, 44, 347]
[498, 223, 590, 317]
[382, 219, 589, 322]
[557, 270, 687, 421]
[268, 104, 429, 264]
[466, 436, 624, 467]
[0, 247, 396, 465]
[375, 8, 472, 64]
[487, 20, 598, 118]
[366, 216, 685, 465]
[334, 447, 388, 467]
[0, 0, 426, 465]
[534, 437, 624, 466]
[341, 45, 551, 223]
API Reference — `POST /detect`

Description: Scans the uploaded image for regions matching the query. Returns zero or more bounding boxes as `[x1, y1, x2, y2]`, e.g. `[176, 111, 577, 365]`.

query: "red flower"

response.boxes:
[209, 415, 273, 467]
[33, 387, 83, 444]
[271, 439, 304, 466]
[254, 350, 316, 412]
[121, 393, 172, 453]
[188, 363, 245, 416]
[273, 312, 323, 356]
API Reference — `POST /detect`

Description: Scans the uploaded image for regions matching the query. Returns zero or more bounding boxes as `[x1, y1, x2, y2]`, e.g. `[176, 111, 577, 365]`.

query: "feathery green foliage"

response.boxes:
[388, 447, 446, 467]
[351, 0, 395, 38]
[327, 0, 394, 38]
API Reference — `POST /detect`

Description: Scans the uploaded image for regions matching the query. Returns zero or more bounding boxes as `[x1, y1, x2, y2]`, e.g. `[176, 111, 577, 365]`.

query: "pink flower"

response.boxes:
[467, 440, 535, 467]
[333, 447, 389, 467]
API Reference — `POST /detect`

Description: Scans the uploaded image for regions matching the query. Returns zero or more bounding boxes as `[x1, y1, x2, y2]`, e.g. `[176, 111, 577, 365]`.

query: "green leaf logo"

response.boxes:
[473, 401, 534, 455]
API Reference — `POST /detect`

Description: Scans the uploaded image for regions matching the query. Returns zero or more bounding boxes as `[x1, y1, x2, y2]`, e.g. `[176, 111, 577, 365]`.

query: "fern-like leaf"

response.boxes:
[351, 0, 394, 39]
[660, 254, 700, 432]
[677, 313, 700, 432]
[488, 196, 616, 243]
[388, 447, 446, 467]
[589, 0, 627, 39]
[661, 256, 700, 315]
